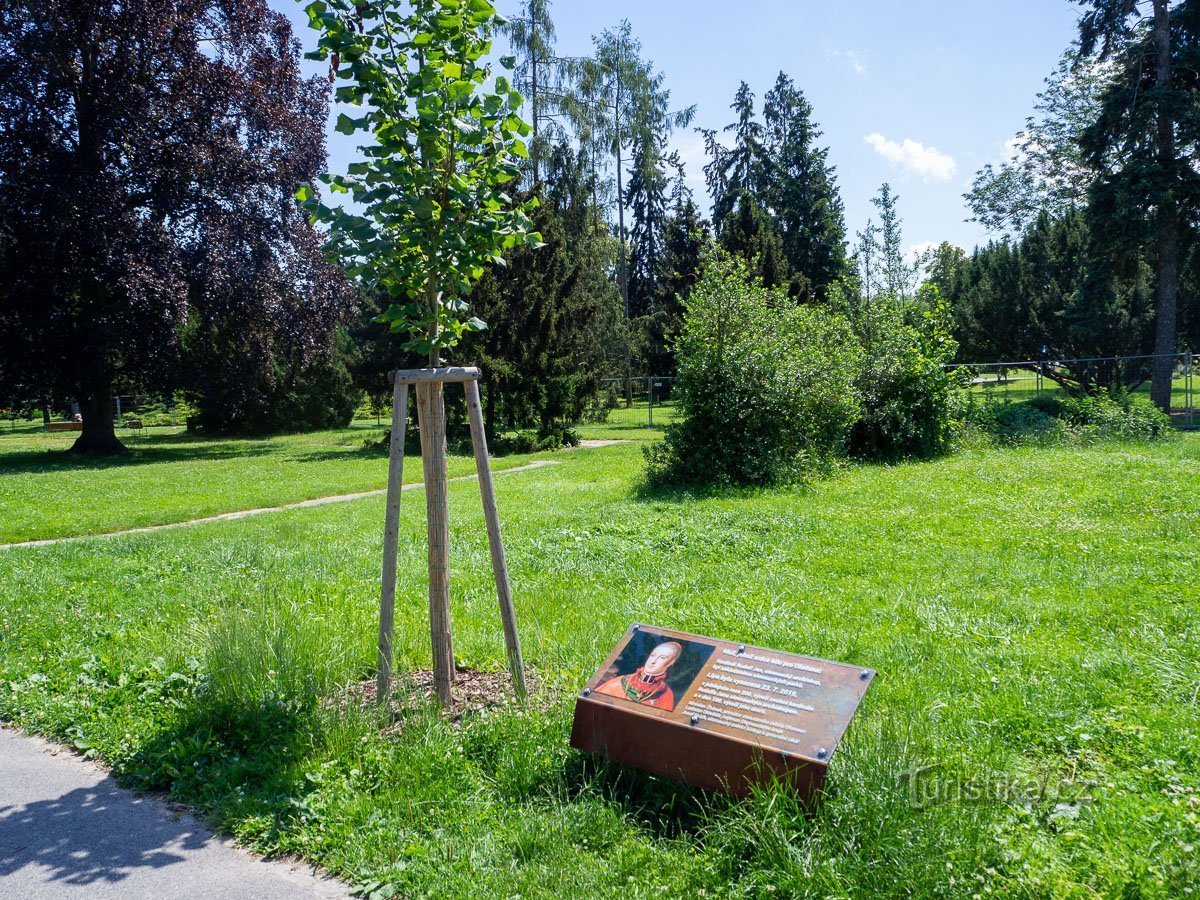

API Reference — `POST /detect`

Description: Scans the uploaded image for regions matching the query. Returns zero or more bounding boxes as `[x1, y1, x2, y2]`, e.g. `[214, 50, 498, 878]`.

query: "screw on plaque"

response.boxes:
[690, 715, 699, 726]
[817, 748, 828, 759]
[737, 644, 745, 654]
[632, 624, 640, 632]
[860, 671, 870, 680]
[581, 687, 591, 696]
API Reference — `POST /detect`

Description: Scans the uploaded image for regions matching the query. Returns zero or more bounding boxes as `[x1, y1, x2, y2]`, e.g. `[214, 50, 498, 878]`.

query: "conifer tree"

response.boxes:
[762, 73, 847, 301]
[706, 82, 768, 228]
[872, 184, 915, 299]
[647, 153, 708, 374]
[1075, 0, 1199, 410]
[703, 74, 847, 301]
[500, 0, 572, 186]
[464, 143, 623, 438]
[719, 194, 790, 291]
[573, 21, 693, 318]
[626, 122, 670, 321]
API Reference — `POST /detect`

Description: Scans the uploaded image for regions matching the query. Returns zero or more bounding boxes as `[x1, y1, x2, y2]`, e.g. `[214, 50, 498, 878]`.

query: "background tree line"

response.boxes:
[7, 0, 1193, 456]
[936, 0, 1200, 409]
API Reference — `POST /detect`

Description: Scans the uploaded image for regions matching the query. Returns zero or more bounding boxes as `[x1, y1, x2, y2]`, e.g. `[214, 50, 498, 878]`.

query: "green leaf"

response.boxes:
[447, 81, 474, 102]
[442, 61, 462, 79]
[294, 184, 314, 203]
[500, 55, 516, 70]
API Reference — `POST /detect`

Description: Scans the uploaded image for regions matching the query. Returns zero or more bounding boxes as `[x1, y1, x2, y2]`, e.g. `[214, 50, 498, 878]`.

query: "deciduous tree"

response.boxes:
[0, 0, 344, 453]
[299, 0, 540, 366]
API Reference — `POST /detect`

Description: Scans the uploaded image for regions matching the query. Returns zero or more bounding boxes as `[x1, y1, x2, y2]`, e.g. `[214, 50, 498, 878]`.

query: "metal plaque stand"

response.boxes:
[377, 366, 526, 707]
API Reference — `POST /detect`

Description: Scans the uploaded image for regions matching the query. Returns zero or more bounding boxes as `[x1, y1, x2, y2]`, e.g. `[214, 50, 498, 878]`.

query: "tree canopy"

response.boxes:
[0, 0, 348, 452]
[299, 0, 541, 367]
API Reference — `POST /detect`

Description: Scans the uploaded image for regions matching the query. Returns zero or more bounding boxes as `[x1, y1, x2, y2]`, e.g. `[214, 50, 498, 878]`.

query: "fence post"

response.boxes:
[647, 376, 653, 427]
[1189, 351, 1195, 429]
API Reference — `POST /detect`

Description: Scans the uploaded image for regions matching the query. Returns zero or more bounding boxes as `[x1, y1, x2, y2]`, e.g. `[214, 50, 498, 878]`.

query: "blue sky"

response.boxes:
[273, 0, 1083, 258]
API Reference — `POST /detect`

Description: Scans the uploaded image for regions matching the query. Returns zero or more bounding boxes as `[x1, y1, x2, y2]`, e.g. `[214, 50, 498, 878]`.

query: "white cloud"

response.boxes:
[864, 133, 957, 182]
[826, 49, 868, 77]
[905, 240, 940, 264]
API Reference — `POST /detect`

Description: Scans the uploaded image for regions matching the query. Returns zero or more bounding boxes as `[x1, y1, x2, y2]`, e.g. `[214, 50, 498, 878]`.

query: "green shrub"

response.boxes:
[645, 251, 862, 487]
[986, 399, 1065, 445]
[189, 334, 361, 435]
[967, 390, 1171, 446]
[841, 285, 964, 460]
[1061, 391, 1171, 439]
[371, 425, 578, 456]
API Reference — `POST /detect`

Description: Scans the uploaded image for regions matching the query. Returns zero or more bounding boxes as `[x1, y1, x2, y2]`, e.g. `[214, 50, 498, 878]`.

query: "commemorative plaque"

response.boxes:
[570, 624, 875, 798]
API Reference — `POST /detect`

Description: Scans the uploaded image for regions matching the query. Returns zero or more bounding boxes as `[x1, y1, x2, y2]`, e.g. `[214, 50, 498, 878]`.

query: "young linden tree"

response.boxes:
[298, 0, 541, 365]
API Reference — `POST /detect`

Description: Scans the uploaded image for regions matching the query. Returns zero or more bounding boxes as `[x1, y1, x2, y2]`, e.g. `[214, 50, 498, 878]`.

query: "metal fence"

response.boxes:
[600, 353, 1198, 431]
[600, 376, 677, 426]
[950, 352, 1196, 428]
[109, 394, 194, 429]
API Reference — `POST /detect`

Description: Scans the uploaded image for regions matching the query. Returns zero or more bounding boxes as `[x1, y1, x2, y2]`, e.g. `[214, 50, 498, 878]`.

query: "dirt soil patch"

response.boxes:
[345, 667, 552, 730]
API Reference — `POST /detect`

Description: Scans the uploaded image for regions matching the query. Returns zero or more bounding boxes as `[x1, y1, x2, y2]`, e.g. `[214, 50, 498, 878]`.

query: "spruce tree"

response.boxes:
[703, 74, 847, 301]
[719, 194, 790, 292]
[762, 73, 847, 301]
[707, 82, 767, 228]
[648, 154, 708, 374]
[626, 121, 670, 321]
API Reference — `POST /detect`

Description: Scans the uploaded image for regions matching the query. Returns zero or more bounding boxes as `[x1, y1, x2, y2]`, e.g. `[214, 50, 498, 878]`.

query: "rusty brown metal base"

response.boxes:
[570, 694, 826, 799]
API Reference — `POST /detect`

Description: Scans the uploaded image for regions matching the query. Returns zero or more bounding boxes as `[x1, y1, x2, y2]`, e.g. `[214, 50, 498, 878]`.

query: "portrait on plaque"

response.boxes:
[594, 630, 714, 711]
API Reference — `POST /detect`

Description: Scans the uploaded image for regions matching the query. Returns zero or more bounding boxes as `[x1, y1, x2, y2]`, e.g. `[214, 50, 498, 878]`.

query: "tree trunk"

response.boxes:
[41, 401, 51, 428]
[417, 380, 454, 706]
[71, 387, 126, 455]
[531, 51, 539, 187]
[615, 98, 633, 408]
[1150, 0, 1178, 414]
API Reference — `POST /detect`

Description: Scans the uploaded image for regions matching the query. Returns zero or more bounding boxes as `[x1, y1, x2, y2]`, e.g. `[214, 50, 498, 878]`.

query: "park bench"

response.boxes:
[46, 422, 82, 433]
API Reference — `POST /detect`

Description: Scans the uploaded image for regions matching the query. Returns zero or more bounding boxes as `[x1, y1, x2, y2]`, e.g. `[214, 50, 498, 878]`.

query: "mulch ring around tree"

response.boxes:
[339, 667, 550, 733]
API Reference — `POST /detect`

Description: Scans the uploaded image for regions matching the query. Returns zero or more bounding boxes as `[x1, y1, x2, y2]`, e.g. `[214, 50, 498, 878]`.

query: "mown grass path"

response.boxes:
[0, 460, 560, 550]
[1, 426, 1197, 897]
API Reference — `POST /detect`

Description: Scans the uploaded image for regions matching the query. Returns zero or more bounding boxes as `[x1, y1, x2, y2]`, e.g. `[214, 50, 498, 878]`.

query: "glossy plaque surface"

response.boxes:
[569, 624, 875, 797]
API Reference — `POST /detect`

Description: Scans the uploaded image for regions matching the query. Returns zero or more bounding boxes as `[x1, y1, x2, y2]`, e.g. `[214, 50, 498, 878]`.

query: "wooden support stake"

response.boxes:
[377, 380, 409, 701]
[392, 366, 481, 385]
[464, 380, 527, 699]
[416, 381, 455, 706]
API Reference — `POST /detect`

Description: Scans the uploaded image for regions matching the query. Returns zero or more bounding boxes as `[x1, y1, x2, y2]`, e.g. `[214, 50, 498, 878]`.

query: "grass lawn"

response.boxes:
[1, 418, 1198, 897]
[0, 423, 550, 544]
[966, 368, 1197, 412]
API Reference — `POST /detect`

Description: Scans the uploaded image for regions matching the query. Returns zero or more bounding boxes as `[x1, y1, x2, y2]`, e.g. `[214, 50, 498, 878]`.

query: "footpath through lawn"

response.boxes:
[0, 424, 567, 544]
[0, 423, 1197, 897]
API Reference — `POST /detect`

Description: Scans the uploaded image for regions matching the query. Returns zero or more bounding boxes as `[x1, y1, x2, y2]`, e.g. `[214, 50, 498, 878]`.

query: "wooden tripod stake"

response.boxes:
[377, 366, 527, 707]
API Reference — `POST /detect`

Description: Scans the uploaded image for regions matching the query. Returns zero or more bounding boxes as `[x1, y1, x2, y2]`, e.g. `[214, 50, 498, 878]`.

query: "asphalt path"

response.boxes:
[0, 728, 348, 899]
